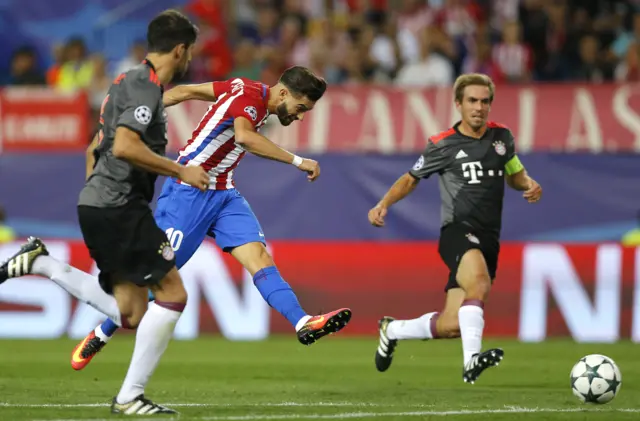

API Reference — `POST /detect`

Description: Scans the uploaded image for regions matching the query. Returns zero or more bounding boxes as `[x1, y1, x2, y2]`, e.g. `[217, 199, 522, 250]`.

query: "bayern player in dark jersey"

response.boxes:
[369, 73, 542, 384]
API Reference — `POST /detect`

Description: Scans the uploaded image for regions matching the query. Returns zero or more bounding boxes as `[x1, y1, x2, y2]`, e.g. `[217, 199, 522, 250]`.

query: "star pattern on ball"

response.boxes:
[604, 372, 621, 394]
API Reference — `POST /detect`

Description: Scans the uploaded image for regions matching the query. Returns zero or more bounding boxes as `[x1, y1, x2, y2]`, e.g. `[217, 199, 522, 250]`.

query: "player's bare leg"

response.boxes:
[231, 242, 351, 345]
[456, 249, 503, 384]
[375, 290, 463, 372]
[111, 267, 186, 415]
[72, 285, 148, 370]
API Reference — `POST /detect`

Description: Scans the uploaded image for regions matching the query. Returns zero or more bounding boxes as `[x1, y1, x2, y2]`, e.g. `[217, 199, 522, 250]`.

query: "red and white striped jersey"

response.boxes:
[177, 78, 270, 190]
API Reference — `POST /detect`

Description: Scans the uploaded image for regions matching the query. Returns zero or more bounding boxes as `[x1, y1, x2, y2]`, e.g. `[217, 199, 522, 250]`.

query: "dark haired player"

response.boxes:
[369, 73, 542, 384]
[1, 9, 206, 414]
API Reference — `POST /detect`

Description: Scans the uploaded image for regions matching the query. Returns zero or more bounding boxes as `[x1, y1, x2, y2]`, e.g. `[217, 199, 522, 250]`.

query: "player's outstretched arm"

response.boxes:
[368, 173, 419, 227]
[234, 117, 320, 181]
[163, 83, 217, 107]
[85, 133, 99, 180]
[112, 126, 210, 190]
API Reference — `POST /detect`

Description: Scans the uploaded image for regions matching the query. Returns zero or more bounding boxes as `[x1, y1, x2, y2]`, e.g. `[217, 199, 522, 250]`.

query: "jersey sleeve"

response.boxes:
[116, 75, 162, 138]
[226, 95, 267, 128]
[504, 130, 524, 175]
[409, 140, 449, 179]
[212, 80, 230, 97]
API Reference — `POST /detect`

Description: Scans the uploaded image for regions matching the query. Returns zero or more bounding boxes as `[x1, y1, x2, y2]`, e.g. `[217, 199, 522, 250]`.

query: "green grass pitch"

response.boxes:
[0, 337, 637, 420]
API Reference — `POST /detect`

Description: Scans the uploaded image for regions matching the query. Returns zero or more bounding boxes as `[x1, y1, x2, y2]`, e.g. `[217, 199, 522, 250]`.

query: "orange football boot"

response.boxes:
[71, 331, 107, 371]
[297, 308, 352, 345]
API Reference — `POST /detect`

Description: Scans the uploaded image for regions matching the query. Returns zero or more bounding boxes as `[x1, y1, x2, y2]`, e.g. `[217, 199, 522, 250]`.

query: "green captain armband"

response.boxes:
[505, 155, 524, 176]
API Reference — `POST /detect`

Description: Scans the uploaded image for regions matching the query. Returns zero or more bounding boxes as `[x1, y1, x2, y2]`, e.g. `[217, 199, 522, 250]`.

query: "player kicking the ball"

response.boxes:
[368, 73, 542, 384]
[0, 66, 351, 372]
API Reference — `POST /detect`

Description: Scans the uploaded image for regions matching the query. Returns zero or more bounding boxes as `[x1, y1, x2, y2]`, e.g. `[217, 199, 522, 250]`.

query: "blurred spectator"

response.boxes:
[7, 46, 46, 86]
[573, 34, 610, 82]
[396, 0, 434, 64]
[611, 13, 640, 61]
[280, 14, 310, 68]
[46, 43, 67, 86]
[395, 27, 454, 87]
[186, 0, 233, 81]
[462, 36, 497, 78]
[538, 2, 569, 81]
[56, 37, 94, 93]
[564, 8, 592, 72]
[253, 5, 280, 46]
[88, 55, 111, 111]
[229, 39, 262, 80]
[260, 46, 288, 86]
[492, 21, 531, 83]
[113, 40, 146, 76]
[368, 16, 403, 79]
[615, 41, 640, 82]
[0, 206, 16, 244]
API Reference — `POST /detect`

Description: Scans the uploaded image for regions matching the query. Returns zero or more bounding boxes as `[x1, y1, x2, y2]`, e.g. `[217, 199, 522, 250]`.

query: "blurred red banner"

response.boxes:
[166, 83, 640, 153]
[0, 240, 638, 342]
[0, 88, 89, 152]
[1, 84, 638, 153]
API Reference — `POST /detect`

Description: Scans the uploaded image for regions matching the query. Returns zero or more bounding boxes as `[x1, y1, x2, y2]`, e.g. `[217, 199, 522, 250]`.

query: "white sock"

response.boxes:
[116, 302, 183, 404]
[459, 303, 485, 365]
[32, 255, 121, 325]
[295, 315, 312, 332]
[386, 312, 438, 340]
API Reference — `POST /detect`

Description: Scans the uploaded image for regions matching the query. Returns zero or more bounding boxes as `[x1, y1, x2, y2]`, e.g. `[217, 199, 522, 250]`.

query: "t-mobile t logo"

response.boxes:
[462, 161, 483, 184]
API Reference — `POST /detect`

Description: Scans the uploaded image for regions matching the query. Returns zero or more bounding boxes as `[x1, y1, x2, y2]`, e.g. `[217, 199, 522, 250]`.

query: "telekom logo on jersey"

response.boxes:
[461, 161, 504, 184]
[462, 162, 483, 184]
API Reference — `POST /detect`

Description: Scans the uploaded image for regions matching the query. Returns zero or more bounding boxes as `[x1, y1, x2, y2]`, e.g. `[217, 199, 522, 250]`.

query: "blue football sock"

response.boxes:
[253, 266, 307, 328]
[99, 318, 119, 337]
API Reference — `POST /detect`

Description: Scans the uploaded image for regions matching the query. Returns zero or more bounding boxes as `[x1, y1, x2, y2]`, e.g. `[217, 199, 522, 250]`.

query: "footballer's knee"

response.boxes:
[114, 283, 149, 329]
[456, 249, 492, 302]
[463, 273, 491, 302]
[153, 267, 188, 305]
[123, 301, 148, 328]
[231, 242, 275, 276]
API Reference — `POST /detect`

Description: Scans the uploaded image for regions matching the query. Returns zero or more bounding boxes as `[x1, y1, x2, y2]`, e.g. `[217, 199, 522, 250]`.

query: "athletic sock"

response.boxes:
[386, 312, 439, 340]
[253, 266, 308, 329]
[459, 300, 485, 365]
[116, 301, 184, 404]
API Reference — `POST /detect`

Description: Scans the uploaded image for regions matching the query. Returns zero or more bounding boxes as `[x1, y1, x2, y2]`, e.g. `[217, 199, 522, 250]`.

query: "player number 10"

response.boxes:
[165, 228, 184, 251]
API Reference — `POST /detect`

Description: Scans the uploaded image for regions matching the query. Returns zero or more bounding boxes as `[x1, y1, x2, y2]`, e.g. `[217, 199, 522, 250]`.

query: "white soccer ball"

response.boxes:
[570, 354, 622, 404]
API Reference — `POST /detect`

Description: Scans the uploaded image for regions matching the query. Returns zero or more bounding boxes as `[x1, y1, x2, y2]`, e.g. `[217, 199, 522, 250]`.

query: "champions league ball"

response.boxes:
[570, 354, 622, 404]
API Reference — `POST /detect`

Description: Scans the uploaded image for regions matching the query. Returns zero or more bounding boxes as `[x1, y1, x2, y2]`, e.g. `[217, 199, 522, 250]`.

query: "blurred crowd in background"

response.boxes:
[2, 0, 640, 135]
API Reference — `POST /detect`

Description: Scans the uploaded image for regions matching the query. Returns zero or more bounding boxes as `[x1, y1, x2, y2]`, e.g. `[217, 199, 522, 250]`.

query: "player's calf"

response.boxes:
[116, 268, 187, 405]
[435, 312, 461, 338]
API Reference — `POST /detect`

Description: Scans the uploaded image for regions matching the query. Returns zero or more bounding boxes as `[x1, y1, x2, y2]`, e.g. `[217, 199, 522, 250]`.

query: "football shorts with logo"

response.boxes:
[437, 223, 500, 292]
[78, 202, 176, 294]
[153, 179, 266, 268]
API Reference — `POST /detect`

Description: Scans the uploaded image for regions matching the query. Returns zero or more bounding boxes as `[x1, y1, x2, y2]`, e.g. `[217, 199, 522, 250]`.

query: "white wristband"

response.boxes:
[292, 155, 303, 167]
